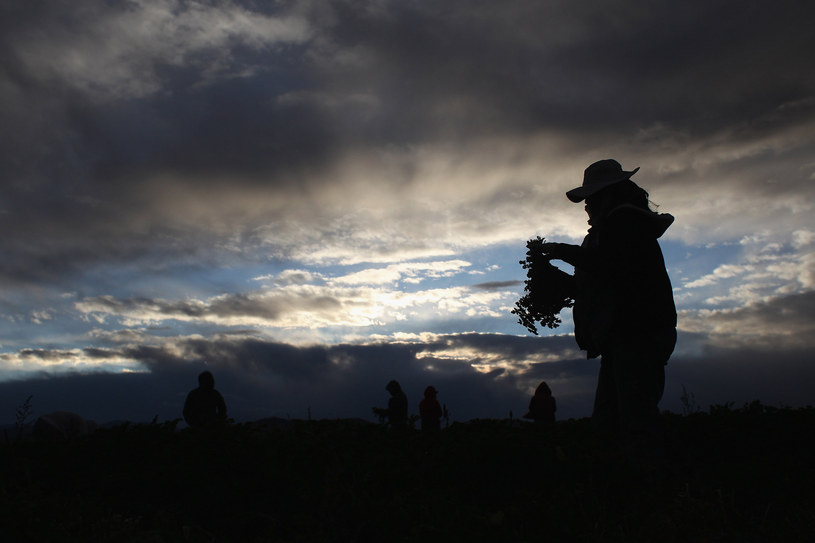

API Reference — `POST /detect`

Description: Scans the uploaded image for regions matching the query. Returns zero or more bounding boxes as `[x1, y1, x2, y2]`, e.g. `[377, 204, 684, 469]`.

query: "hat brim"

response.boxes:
[566, 167, 640, 203]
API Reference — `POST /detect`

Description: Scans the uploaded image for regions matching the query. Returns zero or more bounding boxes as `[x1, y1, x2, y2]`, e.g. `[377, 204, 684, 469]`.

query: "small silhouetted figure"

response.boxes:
[183, 371, 227, 429]
[523, 381, 557, 423]
[419, 386, 443, 431]
[540, 159, 677, 439]
[373, 380, 408, 429]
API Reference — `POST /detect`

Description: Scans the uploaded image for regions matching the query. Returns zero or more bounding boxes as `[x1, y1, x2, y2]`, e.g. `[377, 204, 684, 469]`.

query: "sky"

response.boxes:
[1, 0, 814, 426]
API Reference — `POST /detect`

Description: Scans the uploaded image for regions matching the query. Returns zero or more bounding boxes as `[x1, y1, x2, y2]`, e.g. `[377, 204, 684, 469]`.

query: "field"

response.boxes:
[2, 402, 814, 542]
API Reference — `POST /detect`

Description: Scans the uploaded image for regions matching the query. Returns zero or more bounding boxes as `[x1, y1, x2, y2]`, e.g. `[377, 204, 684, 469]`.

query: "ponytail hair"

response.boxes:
[607, 179, 651, 211]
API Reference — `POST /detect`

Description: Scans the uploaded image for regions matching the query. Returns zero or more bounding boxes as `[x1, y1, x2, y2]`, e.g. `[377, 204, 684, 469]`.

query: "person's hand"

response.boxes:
[540, 242, 570, 259]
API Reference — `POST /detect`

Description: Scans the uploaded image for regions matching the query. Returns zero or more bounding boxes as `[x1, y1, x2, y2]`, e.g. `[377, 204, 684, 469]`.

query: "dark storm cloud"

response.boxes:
[15, 348, 76, 361]
[174, 336, 336, 382]
[471, 280, 523, 291]
[3, 327, 812, 427]
[124, 332, 580, 386]
[313, 1, 815, 136]
[76, 290, 344, 325]
[707, 290, 815, 335]
[2, 1, 814, 288]
[0, 331, 590, 425]
[666, 346, 815, 413]
[82, 347, 120, 360]
[137, 332, 597, 420]
[681, 291, 815, 350]
[2, 1, 815, 430]
[0, 0, 315, 285]
[0, 372, 189, 426]
[423, 332, 578, 360]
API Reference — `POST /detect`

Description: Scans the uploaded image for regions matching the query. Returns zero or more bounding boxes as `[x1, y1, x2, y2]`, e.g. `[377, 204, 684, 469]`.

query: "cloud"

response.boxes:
[253, 269, 325, 286]
[1, 1, 814, 428]
[0, 332, 593, 425]
[0, 346, 143, 376]
[684, 264, 753, 288]
[329, 260, 472, 286]
[674, 230, 815, 312]
[73, 275, 518, 333]
[666, 346, 815, 413]
[679, 291, 815, 350]
[2, 326, 814, 427]
[4, 1, 311, 101]
[1, 1, 812, 289]
[471, 280, 523, 291]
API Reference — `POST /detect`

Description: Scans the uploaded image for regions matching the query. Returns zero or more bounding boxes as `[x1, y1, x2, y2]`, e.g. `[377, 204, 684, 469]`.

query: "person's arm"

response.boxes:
[540, 242, 600, 273]
[216, 391, 227, 420]
[542, 212, 649, 279]
[183, 391, 195, 426]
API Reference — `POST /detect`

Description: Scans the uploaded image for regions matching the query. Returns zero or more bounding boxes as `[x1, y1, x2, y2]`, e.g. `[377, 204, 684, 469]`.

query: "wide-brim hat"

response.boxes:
[566, 159, 640, 203]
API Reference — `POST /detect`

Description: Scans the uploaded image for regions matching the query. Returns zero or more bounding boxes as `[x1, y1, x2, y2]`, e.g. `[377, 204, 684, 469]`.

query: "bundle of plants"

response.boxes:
[512, 236, 574, 335]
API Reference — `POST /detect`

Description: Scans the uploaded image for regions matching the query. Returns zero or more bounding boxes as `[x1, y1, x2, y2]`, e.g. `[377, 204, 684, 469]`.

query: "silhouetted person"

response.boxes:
[419, 386, 443, 431]
[523, 381, 557, 423]
[540, 159, 677, 439]
[183, 370, 228, 429]
[373, 380, 408, 429]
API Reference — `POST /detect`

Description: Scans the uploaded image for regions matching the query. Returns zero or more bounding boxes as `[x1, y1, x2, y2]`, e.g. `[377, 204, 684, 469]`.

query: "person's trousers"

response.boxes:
[592, 348, 665, 438]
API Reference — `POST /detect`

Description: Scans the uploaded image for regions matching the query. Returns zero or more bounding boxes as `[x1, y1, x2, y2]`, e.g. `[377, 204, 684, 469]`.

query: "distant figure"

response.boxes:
[373, 380, 408, 429]
[33, 411, 98, 441]
[540, 159, 677, 438]
[419, 386, 443, 431]
[523, 381, 557, 423]
[183, 371, 228, 428]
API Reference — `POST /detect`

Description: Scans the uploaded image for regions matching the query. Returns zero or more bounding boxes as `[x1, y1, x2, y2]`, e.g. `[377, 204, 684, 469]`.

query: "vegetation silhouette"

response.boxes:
[512, 236, 574, 334]
[5, 394, 34, 444]
[33, 411, 98, 441]
[519, 159, 677, 441]
[2, 403, 814, 541]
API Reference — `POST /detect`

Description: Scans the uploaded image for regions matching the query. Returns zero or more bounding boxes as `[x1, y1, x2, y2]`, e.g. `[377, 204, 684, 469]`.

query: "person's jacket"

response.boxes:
[388, 392, 408, 426]
[562, 204, 677, 361]
[526, 394, 556, 422]
[419, 397, 442, 429]
[183, 387, 227, 428]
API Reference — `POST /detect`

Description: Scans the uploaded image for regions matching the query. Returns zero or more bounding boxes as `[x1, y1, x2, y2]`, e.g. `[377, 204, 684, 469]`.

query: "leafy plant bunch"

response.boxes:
[512, 237, 574, 335]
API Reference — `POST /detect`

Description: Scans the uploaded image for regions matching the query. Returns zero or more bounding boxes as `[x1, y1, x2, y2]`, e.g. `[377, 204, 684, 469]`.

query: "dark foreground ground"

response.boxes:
[2, 402, 814, 542]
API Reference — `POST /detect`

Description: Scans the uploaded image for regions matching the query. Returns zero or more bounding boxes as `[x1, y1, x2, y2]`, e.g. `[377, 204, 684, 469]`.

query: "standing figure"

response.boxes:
[419, 386, 443, 431]
[373, 380, 408, 429]
[183, 370, 228, 428]
[523, 381, 557, 423]
[540, 159, 677, 438]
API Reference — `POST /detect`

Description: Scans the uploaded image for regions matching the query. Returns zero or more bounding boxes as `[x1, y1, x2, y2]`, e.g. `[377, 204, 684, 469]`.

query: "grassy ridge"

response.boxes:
[2, 402, 814, 542]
